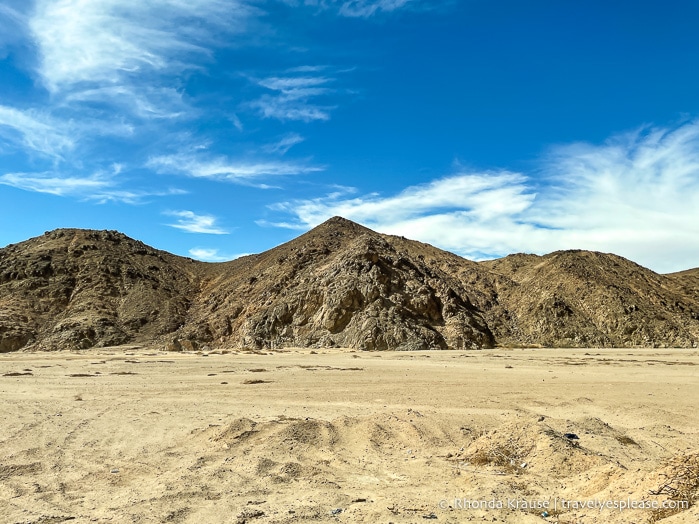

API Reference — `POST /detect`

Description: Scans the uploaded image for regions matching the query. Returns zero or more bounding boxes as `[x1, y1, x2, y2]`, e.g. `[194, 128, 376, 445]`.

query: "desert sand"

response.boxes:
[1, 347, 698, 524]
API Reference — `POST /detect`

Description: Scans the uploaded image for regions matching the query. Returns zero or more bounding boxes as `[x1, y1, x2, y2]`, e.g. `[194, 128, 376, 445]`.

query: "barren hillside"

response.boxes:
[480, 251, 699, 347]
[1, 218, 697, 351]
[0, 229, 197, 352]
[181, 217, 494, 350]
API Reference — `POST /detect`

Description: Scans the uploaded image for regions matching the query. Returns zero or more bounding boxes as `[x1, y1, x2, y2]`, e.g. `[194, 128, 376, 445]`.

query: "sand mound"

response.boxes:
[464, 419, 608, 476]
[195, 411, 699, 522]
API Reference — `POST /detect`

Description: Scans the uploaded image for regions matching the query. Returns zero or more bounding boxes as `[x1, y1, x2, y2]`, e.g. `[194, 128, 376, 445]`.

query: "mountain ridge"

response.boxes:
[1, 218, 697, 351]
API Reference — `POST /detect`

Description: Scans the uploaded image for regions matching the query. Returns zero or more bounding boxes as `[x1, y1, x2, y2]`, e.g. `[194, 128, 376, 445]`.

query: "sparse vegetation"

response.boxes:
[469, 438, 532, 475]
[649, 453, 699, 522]
[615, 434, 640, 447]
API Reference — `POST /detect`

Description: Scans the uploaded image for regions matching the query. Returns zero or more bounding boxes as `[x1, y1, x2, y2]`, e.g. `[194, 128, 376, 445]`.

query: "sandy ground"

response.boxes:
[1, 347, 698, 524]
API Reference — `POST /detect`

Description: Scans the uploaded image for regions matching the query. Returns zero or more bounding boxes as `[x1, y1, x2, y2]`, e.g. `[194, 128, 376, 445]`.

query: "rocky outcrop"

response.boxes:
[0, 217, 698, 351]
[181, 218, 494, 350]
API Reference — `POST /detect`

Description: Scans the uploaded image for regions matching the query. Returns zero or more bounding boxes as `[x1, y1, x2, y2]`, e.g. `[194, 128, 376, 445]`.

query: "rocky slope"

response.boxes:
[182, 217, 494, 351]
[479, 251, 699, 347]
[0, 229, 197, 352]
[1, 217, 697, 351]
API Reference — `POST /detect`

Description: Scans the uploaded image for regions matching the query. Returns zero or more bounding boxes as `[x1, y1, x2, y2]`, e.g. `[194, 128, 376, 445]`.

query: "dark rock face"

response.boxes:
[181, 218, 494, 350]
[1, 217, 698, 351]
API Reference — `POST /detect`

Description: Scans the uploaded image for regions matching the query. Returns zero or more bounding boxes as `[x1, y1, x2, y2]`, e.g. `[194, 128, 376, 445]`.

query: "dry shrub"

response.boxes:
[469, 437, 531, 475]
[648, 453, 699, 523]
[615, 435, 640, 447]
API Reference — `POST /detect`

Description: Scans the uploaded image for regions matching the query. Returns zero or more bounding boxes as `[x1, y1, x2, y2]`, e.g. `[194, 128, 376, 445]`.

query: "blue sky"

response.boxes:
[1, 0, 698, 272]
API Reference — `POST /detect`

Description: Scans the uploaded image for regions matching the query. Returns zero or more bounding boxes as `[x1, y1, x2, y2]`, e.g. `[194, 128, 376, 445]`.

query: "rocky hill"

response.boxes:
[182, 217, 494, 351]
[0, 229, 197, 352]
[479, 251, 699, 347]
[1, 217, 697, 351]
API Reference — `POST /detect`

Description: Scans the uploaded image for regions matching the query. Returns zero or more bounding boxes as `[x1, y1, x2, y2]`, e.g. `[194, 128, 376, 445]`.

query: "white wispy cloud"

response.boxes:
[265, 172, 538, 260]
[188, 247, 250, 261]
[338, 0, 413, 18]
[251, 74, 336, 122]
[5, 1, 344, 204]
[285, 65, 328, 73]
[268, 172, 533, 227]
[188, 248, 228, 261]
[29, 0, 255, 93]
[148, 152, 323, 183]
[0, 3, 28, 52]
[86, 187, 188, 205]
[0, 171, 111, 196]
[0, 104, 137, 164]
[526, 121, 699, 270]
[165, 210, 229, 234]
[0, 167, 186, 204]
[258, 76, 332, 91]
[266, 121, 699, 273]
[279, 0, 416, 18]
[229, 113, 244, 132]
[0, 105, 75, 158]
[18, 0, 259, 142]
[263, 133, 305, 154]
[63, 86, 189, 120]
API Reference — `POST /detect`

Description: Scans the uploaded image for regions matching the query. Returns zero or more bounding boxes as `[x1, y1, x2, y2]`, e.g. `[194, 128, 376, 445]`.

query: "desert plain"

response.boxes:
[1, 346, 698, 524]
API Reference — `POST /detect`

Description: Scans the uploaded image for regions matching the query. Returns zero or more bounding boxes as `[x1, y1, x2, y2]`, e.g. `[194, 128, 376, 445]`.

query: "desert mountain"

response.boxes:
[182, 217, 494, 351]
[0, 229, 197, 352]
[479, 251, 699, 347]
[1, 217, 698, 351]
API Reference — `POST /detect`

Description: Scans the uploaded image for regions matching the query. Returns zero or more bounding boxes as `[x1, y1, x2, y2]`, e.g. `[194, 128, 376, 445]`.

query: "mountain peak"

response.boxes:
[310, 216, 374, 236]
